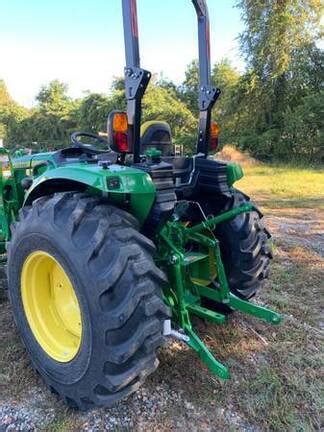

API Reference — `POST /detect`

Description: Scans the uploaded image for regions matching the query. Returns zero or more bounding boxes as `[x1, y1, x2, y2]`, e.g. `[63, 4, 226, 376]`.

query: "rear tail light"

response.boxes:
[210, 121, 220, 152]
[107, 111, 130, 153]
[114, 132, 129, 152]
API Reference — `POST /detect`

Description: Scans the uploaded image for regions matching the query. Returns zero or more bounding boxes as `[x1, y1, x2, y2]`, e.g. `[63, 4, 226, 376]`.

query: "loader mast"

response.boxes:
[121, 0, 220, 160]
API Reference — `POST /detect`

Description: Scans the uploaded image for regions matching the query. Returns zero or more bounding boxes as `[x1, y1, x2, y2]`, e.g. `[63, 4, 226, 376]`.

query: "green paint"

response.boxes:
[226, 162, 244, 186]
[187, 202, 253, 234]
[24, 163, 156, 225]
[145, 148, 162, 159]
[186, 304, 226, 325]
[156, 202, 281, 379]
[12, 151, 156, 225]
[187, 327, 230, 379]
[0, 149, 21, 252]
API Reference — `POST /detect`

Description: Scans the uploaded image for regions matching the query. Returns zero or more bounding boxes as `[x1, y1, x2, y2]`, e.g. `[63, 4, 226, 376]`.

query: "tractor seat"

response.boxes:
[141, 121, 173, 156]
[140, 121, 193, 183]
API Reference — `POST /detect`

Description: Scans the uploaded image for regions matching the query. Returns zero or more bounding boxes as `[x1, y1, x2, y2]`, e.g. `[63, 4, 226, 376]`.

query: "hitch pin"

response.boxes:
[163, 320, 190, 343]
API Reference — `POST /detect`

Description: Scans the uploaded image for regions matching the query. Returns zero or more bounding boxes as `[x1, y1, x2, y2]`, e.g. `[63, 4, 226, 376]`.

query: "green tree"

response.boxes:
[235, 0, 323, 160]
[180, 60, 200, 115]
[0, 80, 12, 106]
[77, 78, 126, 133]
[23, 80, 79, 149]
[142, 85, 197, 152]
[0, 80, 13, 139]
[211, 59, 240, 144]
[282, 91, 324, 162]
[0, 80, 30, 147]
[110, 77, 125, 92]
[156, 77, 181, 99]
[77, 93, 111, 132]
[36, 80, 74, 116]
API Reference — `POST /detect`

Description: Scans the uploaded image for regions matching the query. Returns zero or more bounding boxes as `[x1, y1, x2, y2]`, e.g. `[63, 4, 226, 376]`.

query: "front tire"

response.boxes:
[7, 193, 169, 410]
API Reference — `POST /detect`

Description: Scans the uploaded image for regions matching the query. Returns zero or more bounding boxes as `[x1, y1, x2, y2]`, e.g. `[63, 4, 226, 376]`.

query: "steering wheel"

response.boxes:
[70, 131, 109, 154]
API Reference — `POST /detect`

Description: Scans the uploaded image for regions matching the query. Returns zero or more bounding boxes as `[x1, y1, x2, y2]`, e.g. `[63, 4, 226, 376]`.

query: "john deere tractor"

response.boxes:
[1, 0, 281, 410]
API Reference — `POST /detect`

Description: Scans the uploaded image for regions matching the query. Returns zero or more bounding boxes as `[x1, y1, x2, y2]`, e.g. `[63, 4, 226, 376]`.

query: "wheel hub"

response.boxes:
[21, 251, 82, 362]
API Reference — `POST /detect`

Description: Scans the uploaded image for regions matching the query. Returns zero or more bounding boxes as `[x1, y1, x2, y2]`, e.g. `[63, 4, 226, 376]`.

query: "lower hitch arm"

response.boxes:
[159, 201, 281, 381]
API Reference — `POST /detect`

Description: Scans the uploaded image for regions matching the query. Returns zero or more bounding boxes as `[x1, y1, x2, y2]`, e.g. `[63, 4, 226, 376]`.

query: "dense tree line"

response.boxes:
[0, 0, 323, 162]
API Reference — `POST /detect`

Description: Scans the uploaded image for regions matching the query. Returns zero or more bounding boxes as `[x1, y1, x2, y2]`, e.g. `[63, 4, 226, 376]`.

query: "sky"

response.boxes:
[0, 0, 244, 107]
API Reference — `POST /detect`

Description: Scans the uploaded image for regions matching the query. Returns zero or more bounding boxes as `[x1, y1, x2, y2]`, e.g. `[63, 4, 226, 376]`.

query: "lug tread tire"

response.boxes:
[215, 190, 272, 299]
[7, 193, 170, 410]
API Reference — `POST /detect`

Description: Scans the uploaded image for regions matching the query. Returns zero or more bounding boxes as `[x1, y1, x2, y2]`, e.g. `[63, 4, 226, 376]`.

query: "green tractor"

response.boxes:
[1, 0, 281, 410]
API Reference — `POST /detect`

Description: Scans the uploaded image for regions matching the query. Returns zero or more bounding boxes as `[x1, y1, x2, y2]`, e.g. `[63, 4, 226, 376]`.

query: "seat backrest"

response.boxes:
[140, 121, 172, 156]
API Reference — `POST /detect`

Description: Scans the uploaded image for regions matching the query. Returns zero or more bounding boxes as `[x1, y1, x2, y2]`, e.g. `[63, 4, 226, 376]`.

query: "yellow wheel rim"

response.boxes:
[21, 251, 82, 362]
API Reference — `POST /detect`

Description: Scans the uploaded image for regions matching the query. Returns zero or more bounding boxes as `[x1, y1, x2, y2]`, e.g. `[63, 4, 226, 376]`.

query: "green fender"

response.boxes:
[24, 163, 157, 225]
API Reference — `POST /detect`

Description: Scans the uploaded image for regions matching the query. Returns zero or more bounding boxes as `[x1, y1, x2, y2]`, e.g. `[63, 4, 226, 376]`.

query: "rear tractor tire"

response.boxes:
[7, 192, 170, 410]
[201, 189, 273, 300]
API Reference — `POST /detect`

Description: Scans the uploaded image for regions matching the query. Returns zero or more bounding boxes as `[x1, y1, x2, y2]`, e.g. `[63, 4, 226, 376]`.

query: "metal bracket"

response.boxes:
[163, 320, 190, 342]
[199, 86, 221, 111]
[124, 67, 151, 100]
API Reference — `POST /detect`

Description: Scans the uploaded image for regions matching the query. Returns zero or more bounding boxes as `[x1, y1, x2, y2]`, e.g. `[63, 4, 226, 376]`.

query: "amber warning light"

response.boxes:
[210, 121, 220, 152]
[107, 111, 130, 153]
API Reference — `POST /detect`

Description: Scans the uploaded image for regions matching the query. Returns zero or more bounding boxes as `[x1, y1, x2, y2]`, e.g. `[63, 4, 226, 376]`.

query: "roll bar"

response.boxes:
[121, 0, 220, 162]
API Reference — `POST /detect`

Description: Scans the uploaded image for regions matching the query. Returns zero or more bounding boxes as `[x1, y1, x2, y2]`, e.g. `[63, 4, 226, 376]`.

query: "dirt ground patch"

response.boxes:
[264, 208, 324, 256]
[1, 164, 323, 431]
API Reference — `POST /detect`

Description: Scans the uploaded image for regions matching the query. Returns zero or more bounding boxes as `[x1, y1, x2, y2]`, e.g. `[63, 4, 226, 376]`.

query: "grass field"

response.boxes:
[0, 159, 323, 431]
[240, 165, 324, 210]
